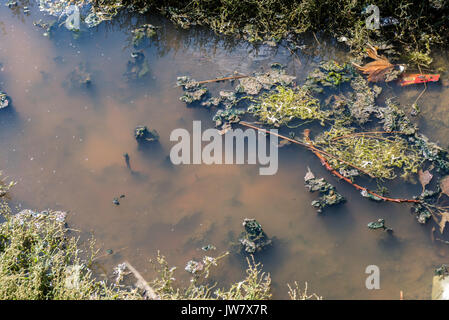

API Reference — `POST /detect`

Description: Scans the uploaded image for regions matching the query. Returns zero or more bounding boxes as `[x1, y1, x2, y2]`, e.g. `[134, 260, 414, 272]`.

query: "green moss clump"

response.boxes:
[248, 86, 328, 127]
[304, 61, 354, 93]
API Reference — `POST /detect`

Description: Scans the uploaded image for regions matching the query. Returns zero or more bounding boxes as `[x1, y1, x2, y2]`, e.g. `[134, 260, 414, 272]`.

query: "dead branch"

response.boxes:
[124, 261, 159, 300]
[239, 121, 422, 204]
[193, 75, 249, 85]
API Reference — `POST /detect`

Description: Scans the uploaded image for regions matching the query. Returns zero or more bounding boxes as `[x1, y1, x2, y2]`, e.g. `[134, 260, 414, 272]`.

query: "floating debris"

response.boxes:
[33, 19, 57, 37]
[304, 168, 345, 213]
[352, 44, 404, 82]
[180, 87, 208, 104]
[304, 60, 354, 93]
[377, 98, 416, 134]
[134, 125, 159, 143]
[399, 74, 440, 86]
[235, 64, 296, 95]
[5, 1, 17, 8]
[238, 218, 272, 254]
[0, 92, 10, 109]
[347, 75, 381, 124]
[177, 76, 209, 104]
[201, 244, 216, 251]
[367, 219, 393, 233]
[213, 108, 245, 129]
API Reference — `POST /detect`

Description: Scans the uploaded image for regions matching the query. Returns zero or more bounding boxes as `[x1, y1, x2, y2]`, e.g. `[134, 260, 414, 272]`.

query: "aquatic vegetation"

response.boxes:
[0, 92, 10, 109]
[248, 86, 327, 127]
[134, 125, 159, 143]
[314, 127, 424, 180]
[377, 98, 416, 135]
[235, 65, 296, 96]
[304, 168, 345, 213]
[212, 108, 245, 128]
[304, 60, 354, 93]
[124, 52, 150, 81]
[0, 172, 15, 198]
[352, 44, 403, 83]
[346, 75, 381, 125]
[238, 219, 272, 254]
[33, 19, 57, 37]
[367, 219, 393, 232]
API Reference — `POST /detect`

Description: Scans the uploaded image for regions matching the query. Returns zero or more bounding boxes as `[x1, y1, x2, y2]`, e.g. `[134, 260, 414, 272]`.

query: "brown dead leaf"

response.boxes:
[352, 44, 394, 82]
[439, 212, 449, 234]
[418, 169, 433, 192]
[440, 175, 449, 197]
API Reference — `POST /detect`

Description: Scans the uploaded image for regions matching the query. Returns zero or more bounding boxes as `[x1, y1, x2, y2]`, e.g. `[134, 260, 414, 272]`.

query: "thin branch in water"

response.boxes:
[239, 121, 421, 204]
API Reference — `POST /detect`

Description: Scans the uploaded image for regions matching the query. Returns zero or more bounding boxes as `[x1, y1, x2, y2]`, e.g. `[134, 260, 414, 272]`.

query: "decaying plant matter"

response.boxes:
[352, 44, 403, 82]
[177, 58, 449, 228]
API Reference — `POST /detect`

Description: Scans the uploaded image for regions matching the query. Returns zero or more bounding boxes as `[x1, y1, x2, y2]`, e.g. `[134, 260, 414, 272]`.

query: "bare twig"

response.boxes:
[124, 261, 159, 300]
[193, 74, 249, 85]
[240, 121, 374, 177]
[239, 121, 422, 204]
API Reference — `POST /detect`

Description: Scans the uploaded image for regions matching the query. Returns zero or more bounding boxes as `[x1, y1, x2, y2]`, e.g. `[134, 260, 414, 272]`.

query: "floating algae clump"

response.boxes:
[0, 92, 10, 109]
[134, 125, 159, 143]
[304, 60, 354, 93]
[239, 218, 272, 254]
[236, 65, 296, 95]
[377, 98, 417, 135]
[313, 127, 424, 180]
[304, 168, 345, 213]
[367, 219, 393, 232]
[248, 86, 328, 127]
[347, 75, 382, 124]
[177, 76, 208, 104]
[213, 108, 245, 127]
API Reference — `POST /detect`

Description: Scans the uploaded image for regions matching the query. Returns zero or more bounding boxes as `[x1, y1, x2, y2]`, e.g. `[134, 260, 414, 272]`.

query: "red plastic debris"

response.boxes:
[399, 74, 440, 86]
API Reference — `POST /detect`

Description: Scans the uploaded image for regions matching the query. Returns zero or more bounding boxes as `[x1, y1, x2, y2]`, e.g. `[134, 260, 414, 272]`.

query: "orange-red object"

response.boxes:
[399, 74, 440, 86]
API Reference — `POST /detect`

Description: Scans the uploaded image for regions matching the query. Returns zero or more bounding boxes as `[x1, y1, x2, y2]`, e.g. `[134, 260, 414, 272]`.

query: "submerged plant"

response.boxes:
[314, 127, 424, 180]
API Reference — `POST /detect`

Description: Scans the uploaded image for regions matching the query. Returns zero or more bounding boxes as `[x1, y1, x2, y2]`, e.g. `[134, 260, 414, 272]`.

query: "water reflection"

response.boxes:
[0, 4, 448, 299]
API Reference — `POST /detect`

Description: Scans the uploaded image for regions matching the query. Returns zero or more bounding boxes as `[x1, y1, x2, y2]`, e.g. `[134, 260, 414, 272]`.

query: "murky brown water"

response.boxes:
[1, 4, 449, 299]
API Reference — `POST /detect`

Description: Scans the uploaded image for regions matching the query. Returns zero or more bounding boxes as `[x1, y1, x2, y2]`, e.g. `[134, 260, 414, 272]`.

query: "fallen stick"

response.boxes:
[239, 121, 421, 204]
[124, 261, 159, 300]
[193, 74, 249, 85]
[240, 121, 374, 177]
